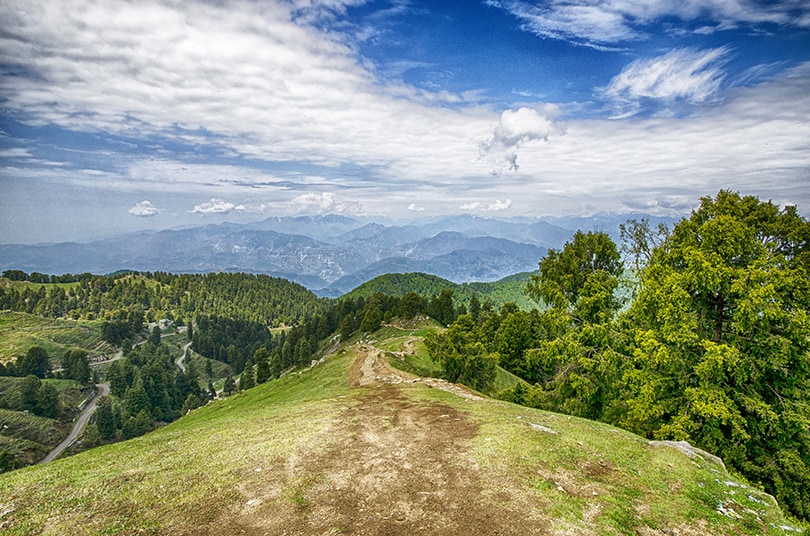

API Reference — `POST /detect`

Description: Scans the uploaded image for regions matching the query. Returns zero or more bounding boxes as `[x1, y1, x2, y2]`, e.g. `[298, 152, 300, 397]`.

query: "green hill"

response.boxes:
[0, 328, 800, 535]
[344, 271, 542, 310]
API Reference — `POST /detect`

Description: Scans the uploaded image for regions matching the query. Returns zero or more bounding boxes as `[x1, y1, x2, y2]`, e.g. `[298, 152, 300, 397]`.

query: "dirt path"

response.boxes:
[215, 345, 541, 536]
[350, 343, 485, 400]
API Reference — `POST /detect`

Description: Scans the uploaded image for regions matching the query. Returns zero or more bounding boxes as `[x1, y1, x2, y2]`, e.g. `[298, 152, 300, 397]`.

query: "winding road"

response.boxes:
[40, 336, 192, 463]
[40, 383, 110, 463]
[176, 341, 191, 373]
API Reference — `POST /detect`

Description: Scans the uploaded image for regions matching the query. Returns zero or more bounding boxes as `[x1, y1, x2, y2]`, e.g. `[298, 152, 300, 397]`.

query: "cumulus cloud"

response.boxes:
[289, 192, 363, 214]
[407, 203, 425, 212]
[190, 198, 246, 214]
[487, 199, 512, 211]
[603, 47, 731, 115]
[128, 200, 159, 217]
[459, 199, 512, 211]
[479, 107, 564, 173]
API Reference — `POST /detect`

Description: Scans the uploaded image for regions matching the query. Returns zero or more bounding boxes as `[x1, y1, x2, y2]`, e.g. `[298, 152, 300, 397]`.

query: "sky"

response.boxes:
[1, 0, 809, 244]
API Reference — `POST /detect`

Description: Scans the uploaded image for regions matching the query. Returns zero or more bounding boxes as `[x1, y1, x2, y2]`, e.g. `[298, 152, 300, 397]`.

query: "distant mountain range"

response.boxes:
[0, 213, 677, 296]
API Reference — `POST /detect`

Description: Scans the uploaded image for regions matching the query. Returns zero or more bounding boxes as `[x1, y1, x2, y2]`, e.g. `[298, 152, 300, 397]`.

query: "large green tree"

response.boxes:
[527, 230, 623, 323]
[425, 314, 497, 392]
[623, 190, 810, 519]
[95, 397, 117, 440]
[17, 347, 51, 378]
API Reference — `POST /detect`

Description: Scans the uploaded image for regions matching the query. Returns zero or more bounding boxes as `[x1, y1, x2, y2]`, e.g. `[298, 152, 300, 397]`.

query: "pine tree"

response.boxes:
[35, 383, 59, 418]
[223, 374, 236, 396]
[252, 348, 269, 384]
[239, 365, 255, 391]
[95, 397, 117, 440]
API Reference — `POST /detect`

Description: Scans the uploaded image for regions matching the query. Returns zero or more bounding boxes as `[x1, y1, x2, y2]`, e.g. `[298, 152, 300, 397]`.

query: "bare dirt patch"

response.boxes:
[199, 347, 548, 536]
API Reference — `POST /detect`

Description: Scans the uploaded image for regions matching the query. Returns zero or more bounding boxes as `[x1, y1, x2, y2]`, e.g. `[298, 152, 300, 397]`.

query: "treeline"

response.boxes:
[0, 270, 97, 284]
[232, 288, 465, 391]
[427, 191, 810, 521]
[0, 271, 326, 328]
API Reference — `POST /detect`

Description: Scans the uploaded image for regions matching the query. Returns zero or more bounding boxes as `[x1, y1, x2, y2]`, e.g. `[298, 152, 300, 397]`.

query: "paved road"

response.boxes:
[40, 383, 110, 463]
[176, 341, 191, 373]
[42, 333, 191, 463]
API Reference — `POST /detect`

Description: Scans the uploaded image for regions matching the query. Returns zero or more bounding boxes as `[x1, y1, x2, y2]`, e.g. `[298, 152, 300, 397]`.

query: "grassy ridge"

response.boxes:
[0, 328, 802, 535]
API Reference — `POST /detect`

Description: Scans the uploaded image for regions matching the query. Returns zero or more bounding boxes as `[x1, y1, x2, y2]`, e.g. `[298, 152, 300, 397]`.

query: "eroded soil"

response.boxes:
[193, 344, 547, 535]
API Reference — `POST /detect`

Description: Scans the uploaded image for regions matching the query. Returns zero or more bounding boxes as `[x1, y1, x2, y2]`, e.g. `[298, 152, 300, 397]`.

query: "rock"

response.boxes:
[528, 423, 558, 434]
[649, 440, 726, 470]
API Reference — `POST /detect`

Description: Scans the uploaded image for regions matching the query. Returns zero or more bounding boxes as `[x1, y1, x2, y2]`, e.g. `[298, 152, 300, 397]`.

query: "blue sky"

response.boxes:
[1, 0, 809, 243]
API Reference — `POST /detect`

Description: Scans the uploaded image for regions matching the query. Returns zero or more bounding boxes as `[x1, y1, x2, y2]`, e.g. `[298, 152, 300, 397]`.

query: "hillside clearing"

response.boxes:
[0, 333, 803, 535]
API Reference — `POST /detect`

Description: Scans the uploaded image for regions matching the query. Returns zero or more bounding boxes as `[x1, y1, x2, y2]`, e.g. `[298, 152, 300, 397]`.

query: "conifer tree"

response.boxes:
[95, 398, 117, 440]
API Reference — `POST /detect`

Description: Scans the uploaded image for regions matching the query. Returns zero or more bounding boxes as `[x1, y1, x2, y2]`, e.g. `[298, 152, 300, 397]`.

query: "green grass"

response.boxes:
[412, 385, 798, 535]
[0, 330, 804, 535]
[357, 321, 446, 378]
[0, 350, 354, 535]
[0, 311, 113, 365]
[0, 408, 70, 466]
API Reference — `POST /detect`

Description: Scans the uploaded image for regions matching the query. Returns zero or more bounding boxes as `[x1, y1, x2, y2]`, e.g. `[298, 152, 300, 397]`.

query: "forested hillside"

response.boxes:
[0, 271, 326, 328]
[426, 191, 810, 521]
[344, 271, 541, 310]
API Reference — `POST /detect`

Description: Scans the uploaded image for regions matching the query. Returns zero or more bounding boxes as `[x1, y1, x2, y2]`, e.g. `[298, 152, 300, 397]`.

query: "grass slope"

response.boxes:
[0, 330, 803, 535]
[0, 311, 113, 365]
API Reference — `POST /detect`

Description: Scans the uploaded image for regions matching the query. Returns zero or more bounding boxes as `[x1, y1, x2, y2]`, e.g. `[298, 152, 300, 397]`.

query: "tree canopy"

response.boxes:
[433, 191, 810, 520]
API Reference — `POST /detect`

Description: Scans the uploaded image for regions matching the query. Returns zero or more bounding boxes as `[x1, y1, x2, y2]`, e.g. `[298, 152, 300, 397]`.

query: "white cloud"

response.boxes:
[0, 148, 33, 159]
[488, 0, 809, 45]
[128, 200, 159, 217]
[486, 0, 641, 45]
[289, 192, 363, 214]
[487, 199, 512, 211]
[407, 203, 425, 212]
[479, 106, 565, 173]
[0, 0, 488, 184]
[459, 199, 513, 212]
[603, 47, 731, 115]
[190, 198, 246, 214]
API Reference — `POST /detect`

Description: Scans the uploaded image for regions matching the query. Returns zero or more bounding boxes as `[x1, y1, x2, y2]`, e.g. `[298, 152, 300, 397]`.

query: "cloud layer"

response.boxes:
[0, 0, 809, 244]
[488, 0, 810, 46]
[0, 0, 488, 180]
